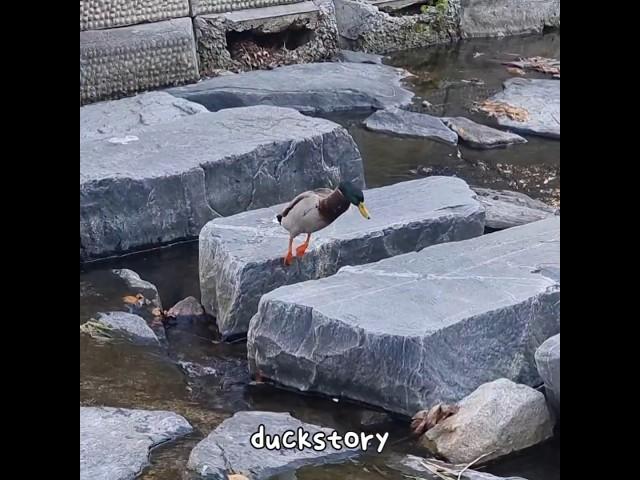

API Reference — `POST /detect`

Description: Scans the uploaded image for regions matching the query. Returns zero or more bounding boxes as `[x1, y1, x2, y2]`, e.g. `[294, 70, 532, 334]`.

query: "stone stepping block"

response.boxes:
[200, 176, 485, 339]
[247, 217, 560, 415]
[80, 105, 364, 260]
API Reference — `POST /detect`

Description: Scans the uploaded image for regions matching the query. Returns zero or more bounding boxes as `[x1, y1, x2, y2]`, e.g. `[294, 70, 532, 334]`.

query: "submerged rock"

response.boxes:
[443, 117, 527, 149]
[364, 108, 458, 145]
[80, 406, 192, 480]
[187, 411, 358, 479]
[420, 379, 554, 464]
[166, 296, 205, 320]
[80, 105, 364, 260]
[91, 312, 160, 345]
[472, 187, 557, 230]
[200, 176, 484, 339]
[535, 334, 560, 414]
[167, 62, 414, 113]
[248, 217, 560, 415]
[488, 78, 560, 139]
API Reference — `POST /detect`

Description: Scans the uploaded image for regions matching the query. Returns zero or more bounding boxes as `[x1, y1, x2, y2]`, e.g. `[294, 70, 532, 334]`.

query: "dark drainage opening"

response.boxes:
[382, 1, 431, 17]
[226, 26, 316, 69]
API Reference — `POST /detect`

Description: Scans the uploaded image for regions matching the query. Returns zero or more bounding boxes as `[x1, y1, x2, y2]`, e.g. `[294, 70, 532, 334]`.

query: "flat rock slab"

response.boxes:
[488, 78, 560, 139]
[80, 105, 364, 260]
[167, 62, 414, 113]
[80, 18, 200, 104]
[364, 108, 458, 145]
[248, 217, 560, 415]
[80, 92, 207, 143]
[443, 117, 527, 149]
[80, 406, 192, 480]
[200, 176, 485, 339]
[94, 312, 160, 345]
[472, 188, 557, 230]
[535, 334, 560, 413]
[187, 411, 357, 479]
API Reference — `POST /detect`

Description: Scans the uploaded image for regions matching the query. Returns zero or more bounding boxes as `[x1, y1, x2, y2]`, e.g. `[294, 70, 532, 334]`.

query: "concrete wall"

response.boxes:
[79, 0, 335, 104]
[79, 0, 560, 104]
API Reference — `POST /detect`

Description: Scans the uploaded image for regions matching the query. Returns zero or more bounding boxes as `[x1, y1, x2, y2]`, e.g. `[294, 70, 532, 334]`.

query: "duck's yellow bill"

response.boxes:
[358, 202, 371, 219]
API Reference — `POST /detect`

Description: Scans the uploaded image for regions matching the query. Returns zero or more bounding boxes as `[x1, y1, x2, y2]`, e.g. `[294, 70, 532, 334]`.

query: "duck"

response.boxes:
[276, 181, 370, 266]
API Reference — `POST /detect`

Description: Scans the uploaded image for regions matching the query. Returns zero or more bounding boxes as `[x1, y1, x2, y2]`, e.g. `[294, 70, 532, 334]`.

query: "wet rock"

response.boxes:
[337, 49, 384, 64]
[386, 454, 527, 480]
[80, 406, 192, 480]
[420, 379, 554, 464]
[92, 312, 160, 345]
[472, 187, 557, 230]
[364, 108, 458, 145]
[200, 176, 484, 339]
[166, 296, 205, 320]
[535, 334, 560, 414]
[460, 0, 560, 38]
[187, 411, 357, 479]
[80, 92, 207, 143]
[443, 117, 527, 149]
[167, 62, 413, 113]
[113, 269, 162, 309]
[178, 361, 217, 378]
[248, 218, 560, 415]
[80, 105, 364, 260]
[488, 78, 560, 139]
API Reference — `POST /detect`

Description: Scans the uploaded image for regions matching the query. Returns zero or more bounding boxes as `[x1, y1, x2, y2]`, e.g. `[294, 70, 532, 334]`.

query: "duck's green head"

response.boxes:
[338, 181, 370, 219]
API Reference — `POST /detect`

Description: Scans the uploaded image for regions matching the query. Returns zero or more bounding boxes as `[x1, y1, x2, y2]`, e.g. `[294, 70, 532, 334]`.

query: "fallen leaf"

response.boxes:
[475, 100, 529, 122]
[229, 474, 249, 480]
[507, 67, 525, 76]
[411, 403, 459, 436]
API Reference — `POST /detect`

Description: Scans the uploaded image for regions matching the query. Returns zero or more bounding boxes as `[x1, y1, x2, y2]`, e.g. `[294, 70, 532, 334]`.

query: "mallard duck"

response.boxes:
[276, 181, 370, 266]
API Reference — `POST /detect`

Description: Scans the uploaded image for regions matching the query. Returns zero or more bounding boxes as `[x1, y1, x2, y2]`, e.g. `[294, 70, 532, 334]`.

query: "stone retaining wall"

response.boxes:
[79, 0, 560, 104]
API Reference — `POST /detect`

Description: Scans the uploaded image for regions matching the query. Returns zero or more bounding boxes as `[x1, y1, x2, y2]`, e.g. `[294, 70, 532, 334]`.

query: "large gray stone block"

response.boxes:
[80, 105, 364, 260]
[248, 217, 560, 415]
[80, 92, 207, 143]
[80, 406, 192, 480]
[488, 78, 560, 139]
[80, 18, 200, 105]
[472, 188, 557, 230]
[460, 0, 560, 38]
[167, 62, 413, 113]
[79, 0, 190, 31]
[200, 176, 485, 339]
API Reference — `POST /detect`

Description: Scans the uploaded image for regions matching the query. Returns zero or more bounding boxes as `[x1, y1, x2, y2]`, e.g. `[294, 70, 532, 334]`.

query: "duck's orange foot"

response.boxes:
[295, 243, 308, 257]
[283, 251, 294, 266]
